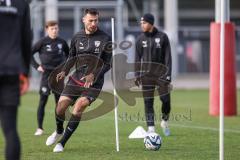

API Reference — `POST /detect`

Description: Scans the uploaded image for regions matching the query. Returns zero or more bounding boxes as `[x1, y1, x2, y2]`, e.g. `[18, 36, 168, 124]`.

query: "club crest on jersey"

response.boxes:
[57, 44, 63, 54]
[94, 41, 101, 53]
[95, 41, 101, 47]
[155, 38, 161, 48]
[57, 44, 62, 50]
[46, 45, 52, 51]
[142, 41, 147, 48]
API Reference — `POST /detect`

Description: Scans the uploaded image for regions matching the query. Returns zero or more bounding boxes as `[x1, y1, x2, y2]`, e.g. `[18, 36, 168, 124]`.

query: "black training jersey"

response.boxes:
[64, 28, 112, 83]
[135, 27, 172, 81]
[0, 0, 31, 75]
[32, 36, 69, 70]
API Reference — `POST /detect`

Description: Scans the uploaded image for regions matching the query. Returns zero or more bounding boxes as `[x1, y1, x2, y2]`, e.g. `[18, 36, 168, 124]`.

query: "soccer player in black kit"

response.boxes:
[45, 8, 112, 152]
[135, 13, 172, 136]
[32, 21, 69, 136]
[0, 0, 31, 159]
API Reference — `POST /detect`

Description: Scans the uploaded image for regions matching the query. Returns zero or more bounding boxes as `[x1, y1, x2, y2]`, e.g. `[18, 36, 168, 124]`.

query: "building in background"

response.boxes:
[29, 0, 240, 90]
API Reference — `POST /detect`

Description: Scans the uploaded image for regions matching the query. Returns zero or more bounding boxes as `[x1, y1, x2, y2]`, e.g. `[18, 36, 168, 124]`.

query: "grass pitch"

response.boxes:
[0, 90, 239, 160]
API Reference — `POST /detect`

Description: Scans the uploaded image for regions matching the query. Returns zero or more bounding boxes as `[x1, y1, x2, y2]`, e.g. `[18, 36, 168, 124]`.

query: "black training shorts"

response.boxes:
[61, 76, 103, 105]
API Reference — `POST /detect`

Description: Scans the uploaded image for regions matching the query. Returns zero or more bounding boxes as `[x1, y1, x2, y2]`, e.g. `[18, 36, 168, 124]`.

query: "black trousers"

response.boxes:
[37, 93, 60, 129]
[37, 70, 60, 129]
[142, 85, 171, 127]
[0, 75, 21, 160]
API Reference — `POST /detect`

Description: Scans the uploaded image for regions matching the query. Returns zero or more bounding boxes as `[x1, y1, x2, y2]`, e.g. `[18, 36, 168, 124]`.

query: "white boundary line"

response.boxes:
[170, 123, 240, 134]
[22, 107, 240, 134]
[118, 119, 240, 134]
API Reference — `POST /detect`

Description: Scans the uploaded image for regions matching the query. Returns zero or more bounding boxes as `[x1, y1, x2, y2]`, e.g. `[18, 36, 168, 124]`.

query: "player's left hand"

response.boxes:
[56, 71, 66, 82]
[81, 73, 94, 88]
[19, 74, 29, 95]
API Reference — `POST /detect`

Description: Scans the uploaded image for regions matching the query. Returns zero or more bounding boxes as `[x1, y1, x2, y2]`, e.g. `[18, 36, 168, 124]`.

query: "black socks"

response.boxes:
[59, 114, 81, 147]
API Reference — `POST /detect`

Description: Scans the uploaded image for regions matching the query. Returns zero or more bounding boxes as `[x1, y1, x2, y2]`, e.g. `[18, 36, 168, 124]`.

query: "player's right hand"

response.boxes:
[81, 73, 94, 88]
[19, 74, 29, 95]
[56, 71, 66, 82]
[37, 65, 44, 73]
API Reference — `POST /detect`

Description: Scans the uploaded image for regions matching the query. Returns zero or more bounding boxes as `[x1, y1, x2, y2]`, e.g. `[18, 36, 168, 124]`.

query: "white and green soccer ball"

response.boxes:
[144, 132, 162, 151]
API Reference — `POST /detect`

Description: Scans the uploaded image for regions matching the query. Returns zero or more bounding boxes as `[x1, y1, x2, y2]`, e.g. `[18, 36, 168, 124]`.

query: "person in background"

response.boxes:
[0, 0, 31, 159]
[135, 13, 172, 136]
[31, 21, 69, 136]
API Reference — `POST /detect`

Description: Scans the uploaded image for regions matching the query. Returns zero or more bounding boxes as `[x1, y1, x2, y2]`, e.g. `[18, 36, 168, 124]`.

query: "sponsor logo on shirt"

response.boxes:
[142, 41, 147, 48]
[79, 42, 84, 49]
[0, 0, 18, 15]
[46, 45, 52, 52]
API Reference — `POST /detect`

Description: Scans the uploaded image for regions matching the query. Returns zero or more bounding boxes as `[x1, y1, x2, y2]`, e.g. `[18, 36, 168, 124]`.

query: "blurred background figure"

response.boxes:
[31, 21, 69, 136]
[0, 0, 31, 159]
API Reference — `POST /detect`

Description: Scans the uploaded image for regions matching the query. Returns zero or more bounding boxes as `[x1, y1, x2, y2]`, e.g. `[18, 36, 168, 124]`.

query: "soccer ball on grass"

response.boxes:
[144, 132, 162, 151]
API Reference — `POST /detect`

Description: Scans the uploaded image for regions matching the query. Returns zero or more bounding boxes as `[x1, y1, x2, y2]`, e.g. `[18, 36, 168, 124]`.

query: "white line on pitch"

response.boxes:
[169, 123, 240, 134]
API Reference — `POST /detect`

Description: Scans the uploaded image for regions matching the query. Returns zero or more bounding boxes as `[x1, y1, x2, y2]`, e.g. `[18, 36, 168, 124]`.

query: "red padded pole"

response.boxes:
[209, 22, 237, 116]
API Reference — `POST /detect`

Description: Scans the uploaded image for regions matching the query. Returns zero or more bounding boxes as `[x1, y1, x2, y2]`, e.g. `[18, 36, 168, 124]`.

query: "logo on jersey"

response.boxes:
[142, 41, 147, 48]
[94, 41, 101, 53]
[0, 0, 10, 6]
[57, 44, 63, 54]
[155, 38, 161, 48]
[0, 0, 18, 15]
[46, 45, 52, 51]
[79, 42, 84, 49]
[41, 87, 48, 93]
[57, 44, 62, 50]
[95, 41, 101, 47]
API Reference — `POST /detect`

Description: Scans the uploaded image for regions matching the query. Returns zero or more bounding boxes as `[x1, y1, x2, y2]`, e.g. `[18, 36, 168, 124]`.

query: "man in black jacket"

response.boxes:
[45, 8, 112, 152]
[32, 21, 69, 136]
[135, 13, 172, 136]
[0, 0, 31, 159]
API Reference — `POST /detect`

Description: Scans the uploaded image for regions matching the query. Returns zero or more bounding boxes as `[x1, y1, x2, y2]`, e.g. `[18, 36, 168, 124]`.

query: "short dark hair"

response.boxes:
[84, 8, 99, 16]
[45, 21, 58, 28]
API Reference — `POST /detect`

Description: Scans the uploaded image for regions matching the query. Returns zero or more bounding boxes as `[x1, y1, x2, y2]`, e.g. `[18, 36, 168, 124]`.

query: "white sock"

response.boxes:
[148, 126, 155, 132]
